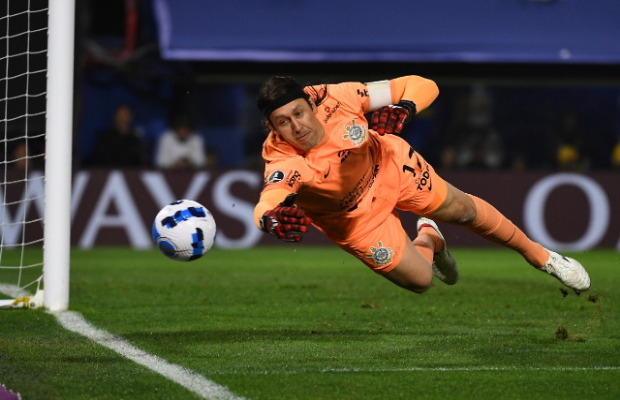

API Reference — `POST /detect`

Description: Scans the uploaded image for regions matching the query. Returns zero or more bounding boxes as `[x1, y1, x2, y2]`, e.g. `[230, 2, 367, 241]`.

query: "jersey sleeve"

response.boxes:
[322, 82, 371, 115]
[389, 76, 439, 113]
[256, 157, 314, 230]
[253, 188, 292, 230]
[365, 75, 439, 113]
[262, 156, 314, 194]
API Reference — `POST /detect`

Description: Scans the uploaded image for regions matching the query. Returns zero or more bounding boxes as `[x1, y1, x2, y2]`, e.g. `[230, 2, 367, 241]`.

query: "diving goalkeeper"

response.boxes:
[253, 75, 590, 294]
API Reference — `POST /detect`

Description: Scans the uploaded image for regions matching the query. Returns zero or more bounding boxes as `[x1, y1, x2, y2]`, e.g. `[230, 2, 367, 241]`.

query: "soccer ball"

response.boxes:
[152, 199, 217, 261]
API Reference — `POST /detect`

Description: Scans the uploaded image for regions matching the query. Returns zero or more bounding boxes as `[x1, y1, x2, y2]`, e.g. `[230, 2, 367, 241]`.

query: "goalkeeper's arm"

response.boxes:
[254, 189, 312, 242]
[366, 75, 439, 135]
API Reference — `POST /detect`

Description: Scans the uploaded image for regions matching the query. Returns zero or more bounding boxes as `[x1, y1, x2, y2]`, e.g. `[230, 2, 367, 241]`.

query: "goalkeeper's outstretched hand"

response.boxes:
[260, 193, 312, 242]
[370, 100, 417, 135]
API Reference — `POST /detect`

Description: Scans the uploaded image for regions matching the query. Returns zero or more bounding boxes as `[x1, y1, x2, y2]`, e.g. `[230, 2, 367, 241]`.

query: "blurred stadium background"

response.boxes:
[2, 2, 620, 399]
[2, 0, 620, 255]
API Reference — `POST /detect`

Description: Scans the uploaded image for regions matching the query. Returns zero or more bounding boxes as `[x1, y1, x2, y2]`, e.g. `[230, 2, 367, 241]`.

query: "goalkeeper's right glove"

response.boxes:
[260, 193, 312, 242]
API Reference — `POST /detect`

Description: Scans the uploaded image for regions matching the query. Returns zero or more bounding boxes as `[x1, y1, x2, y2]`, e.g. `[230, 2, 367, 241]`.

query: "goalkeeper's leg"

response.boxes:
[427, 183, 590, 291]
[428, 182, 548, 267]
[383, 236, 435, 293]
[383, 221, 455, 292]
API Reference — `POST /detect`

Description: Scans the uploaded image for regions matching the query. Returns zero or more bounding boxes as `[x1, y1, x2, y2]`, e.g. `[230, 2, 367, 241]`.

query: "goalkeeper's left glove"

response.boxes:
[259, 193, 312, 242]
[370, 100, 417, 135]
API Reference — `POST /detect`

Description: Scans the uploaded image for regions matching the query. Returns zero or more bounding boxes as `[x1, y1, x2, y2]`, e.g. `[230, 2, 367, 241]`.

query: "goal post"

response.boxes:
[43, 0, 74, 311]
[0, 0, 74, 311]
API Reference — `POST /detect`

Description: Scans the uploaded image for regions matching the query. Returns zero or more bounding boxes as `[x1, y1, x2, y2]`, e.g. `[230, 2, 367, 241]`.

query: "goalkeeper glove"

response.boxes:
[260, 193, 312, 242]
[370, 100, 417, 135]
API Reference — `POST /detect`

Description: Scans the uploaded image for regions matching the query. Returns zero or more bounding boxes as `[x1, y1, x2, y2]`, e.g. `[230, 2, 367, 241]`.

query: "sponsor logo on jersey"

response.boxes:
[339, 164, 375, 211]
[267, 170, 285, 183]
[287, 170, 301, 187]
[415, 164, 432, 191]
[368, 164, 379, 190]
[402, 148, 433, 192]
[323, 101, 341, 124]
[357, 88, 369, 98]
[338, 149, 351, 164]
[365, 241, 394, 267]
[343, 119, 367, 147]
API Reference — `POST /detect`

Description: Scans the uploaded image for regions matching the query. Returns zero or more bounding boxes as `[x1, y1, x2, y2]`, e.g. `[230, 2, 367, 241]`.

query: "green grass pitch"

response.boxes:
[1, 246, 619, 399]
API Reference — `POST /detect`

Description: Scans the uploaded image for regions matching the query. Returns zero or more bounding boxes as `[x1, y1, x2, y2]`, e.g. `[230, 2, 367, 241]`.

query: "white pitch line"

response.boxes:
[3, 284, 619, 392]
[320, 366, 620, 373]
[52, 311, 247, 400]
[0, 282, 246, 400]
[209, 365, 620, 375]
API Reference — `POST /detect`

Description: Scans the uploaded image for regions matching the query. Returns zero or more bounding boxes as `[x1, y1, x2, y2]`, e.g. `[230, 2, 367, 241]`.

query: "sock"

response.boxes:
[465, 195, 548, 268]
[418, 224, 445, 253]
[413, 234, 435, 266]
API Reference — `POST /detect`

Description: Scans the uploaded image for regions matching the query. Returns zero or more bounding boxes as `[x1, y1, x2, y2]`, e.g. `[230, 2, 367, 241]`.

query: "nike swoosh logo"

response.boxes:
[324, 164, 331, 179]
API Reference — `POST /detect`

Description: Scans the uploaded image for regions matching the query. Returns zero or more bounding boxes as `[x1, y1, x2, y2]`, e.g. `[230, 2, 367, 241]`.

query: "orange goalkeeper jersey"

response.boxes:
[258, 76, 438, 243]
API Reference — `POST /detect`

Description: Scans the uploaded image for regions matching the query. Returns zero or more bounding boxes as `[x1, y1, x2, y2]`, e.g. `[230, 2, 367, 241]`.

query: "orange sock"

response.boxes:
[417, 224, 445, 253]
[466, 195, 548, 268]
[412, 234, 435, 265]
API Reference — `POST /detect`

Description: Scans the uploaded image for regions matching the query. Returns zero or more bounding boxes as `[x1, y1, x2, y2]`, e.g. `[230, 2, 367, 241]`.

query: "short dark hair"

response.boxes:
[257, 76, 328, 129]
[257, 77, 310, 116]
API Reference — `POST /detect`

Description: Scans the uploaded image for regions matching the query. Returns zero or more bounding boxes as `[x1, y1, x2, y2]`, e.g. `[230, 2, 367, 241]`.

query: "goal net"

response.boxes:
[0, 0, 73, 310]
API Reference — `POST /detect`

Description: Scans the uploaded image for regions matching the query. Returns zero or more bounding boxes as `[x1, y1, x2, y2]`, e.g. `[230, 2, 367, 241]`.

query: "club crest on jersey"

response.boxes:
[267, 170, 285, 183]
[366, 241, 394, 267]
[343, 119, 367, 147]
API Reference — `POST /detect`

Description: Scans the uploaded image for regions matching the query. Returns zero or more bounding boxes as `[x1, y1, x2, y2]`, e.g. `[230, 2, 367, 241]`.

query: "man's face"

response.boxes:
[269, 98, 324, 151]
[176, 126, 191, 140]
[114, 106, 133, 128]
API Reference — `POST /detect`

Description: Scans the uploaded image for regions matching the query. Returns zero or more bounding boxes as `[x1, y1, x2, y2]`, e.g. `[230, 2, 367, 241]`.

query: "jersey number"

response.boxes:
[402, 147, 431, 191]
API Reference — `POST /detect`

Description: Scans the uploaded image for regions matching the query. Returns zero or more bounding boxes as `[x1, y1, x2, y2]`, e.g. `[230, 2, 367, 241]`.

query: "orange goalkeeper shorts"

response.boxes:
[332, 138, 448, 274]
[335, 209, 409, 274]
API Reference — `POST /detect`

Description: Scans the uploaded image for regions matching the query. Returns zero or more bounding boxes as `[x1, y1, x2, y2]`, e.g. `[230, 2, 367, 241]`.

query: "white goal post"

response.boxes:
[43, 0, 74, 311]
[0, 0, 74, 310]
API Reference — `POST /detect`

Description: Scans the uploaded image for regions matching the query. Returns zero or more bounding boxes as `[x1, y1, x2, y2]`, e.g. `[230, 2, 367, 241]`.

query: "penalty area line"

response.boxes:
[52, 311, 247, 400]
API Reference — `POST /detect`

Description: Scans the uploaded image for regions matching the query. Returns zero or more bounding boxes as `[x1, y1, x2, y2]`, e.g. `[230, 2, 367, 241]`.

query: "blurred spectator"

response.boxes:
[10, 140, 29, 171]
[611, 141, 620, 168]
[553, 110, 590, 171]
[441, 84, 504, 170]
[88, 104, 148, 167]
[154, 115, 207, 170]
[8, 138, 45, 171]
[612, 95, 620, 169]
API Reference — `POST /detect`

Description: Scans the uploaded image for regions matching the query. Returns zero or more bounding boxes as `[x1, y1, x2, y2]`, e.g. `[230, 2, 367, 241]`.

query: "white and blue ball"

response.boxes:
[152, 199, 216, 261]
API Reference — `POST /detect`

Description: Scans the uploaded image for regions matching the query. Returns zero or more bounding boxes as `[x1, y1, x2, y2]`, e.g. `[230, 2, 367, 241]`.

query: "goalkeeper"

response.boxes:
[253, 75, 590, 294]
